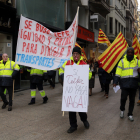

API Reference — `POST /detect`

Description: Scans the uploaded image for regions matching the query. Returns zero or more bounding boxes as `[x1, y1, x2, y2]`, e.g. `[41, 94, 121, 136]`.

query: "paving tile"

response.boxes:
[0, 79, 139, 140]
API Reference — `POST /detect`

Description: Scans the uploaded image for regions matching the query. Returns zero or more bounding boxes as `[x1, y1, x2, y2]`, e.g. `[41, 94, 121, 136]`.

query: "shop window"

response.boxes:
[124, 28, 125, 37]
[118, 22, 120, 32]
[109, 17, 113, 34]
[121, 25, 123, 34]
[16, 0, 65, 29]
[115, 19, 117, 36]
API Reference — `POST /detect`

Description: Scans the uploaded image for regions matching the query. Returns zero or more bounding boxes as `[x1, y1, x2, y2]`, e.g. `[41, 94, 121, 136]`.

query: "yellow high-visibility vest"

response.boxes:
[116, 55, 140, 78]
[0, 59, 20, 77]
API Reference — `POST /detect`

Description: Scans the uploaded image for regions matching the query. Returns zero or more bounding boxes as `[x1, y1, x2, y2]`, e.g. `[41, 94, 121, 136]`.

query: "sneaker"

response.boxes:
[120, 111, 124, 118]
[83, 121, 90, 129]
[67, 127, 77, 133]
[128, 115, 134, 122]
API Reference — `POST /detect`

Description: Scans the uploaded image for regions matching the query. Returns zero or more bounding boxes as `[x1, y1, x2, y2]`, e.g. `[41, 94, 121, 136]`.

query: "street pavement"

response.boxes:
[0, 78, 140, 140]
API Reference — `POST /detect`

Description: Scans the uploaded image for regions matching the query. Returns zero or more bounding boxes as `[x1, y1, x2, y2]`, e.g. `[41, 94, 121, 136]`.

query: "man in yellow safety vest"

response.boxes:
[27, 68, 48, 105]
[113, 47, 140, 121]
[0, 53, 20, 111]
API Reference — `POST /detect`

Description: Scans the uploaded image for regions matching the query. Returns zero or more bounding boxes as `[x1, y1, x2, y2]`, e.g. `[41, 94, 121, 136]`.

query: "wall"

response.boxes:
[67, 0, 89, 29]
[0, 33, 12, 60]
[107, 0, 126, 40]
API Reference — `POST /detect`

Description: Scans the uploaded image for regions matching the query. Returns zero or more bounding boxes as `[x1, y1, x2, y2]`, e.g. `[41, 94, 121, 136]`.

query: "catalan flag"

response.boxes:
[99, 32, 128, 73]
[98, 28, 111, 47]
[132, 35, 140, 59]
[75, 43, 87, 61]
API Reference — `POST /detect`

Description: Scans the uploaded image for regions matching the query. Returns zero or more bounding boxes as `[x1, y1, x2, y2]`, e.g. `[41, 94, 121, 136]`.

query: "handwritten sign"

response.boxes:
[62, 64, 89, 112]
[15, 9, 79, 70]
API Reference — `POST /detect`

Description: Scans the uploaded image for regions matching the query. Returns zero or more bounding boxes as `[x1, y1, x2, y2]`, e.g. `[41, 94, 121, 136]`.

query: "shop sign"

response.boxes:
[77, 26, 94, 43]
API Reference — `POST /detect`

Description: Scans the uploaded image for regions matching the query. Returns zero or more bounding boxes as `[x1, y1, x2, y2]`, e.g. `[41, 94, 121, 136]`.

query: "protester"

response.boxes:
[137, 82, 140, 105]
[0, 53, 20, 111]
[113, 47, 140, 121]
[59, 46, 92, 133]
[97, 61, 105, 92]
[88, 59, 97, 96]
[101, 68, 113, 98]
[46, 70, 56, 89]
[27, 68, 48, 105]
[0, 54, 6, 96]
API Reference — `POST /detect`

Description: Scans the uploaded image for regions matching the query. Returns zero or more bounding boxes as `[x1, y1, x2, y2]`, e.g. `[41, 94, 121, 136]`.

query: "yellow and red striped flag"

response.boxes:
[75, 43, 87, 61]
[98, 32, 128, 73]
[132, 35, 140, 59]
[98, 28, 111, 47]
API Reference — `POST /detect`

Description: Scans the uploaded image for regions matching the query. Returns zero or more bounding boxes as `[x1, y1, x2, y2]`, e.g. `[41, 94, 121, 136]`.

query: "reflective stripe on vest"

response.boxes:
[121, 59, 138, 70]
[30, 73, 43, 76]
[120, 59, 138, 78]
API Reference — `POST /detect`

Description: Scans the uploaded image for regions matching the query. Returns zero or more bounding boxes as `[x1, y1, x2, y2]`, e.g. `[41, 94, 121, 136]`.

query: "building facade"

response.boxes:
[87, 0, 110, 58]
[125, 0, 135, 47]
[66, 0, 95, 59]
[106, 0, 126, 43]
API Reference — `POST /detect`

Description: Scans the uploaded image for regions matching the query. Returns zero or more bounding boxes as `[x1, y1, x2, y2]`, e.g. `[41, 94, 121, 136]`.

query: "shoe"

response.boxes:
[28, 98, 35, 105]
[105, 94, 108, 98]
[2, 102, 9, 109]
[83, 121, 90, 129]
[128, 115, 134, 122]
[67, 127, 77, 133]
[8, 106, 12, 111]
[120, 111, 124, 118]
[43, 96, 48, 104]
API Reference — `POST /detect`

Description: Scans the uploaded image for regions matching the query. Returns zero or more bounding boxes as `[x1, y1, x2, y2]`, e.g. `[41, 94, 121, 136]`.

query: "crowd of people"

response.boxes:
[0, 46, 140, 133]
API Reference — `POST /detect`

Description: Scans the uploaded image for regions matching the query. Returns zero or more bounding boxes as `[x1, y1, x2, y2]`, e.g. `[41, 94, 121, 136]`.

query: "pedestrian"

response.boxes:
[59, 46, 92, 133]
[0, 53, 20, 111]
[88, 59, 97, 96]
[113, 47, 140, 121]
[46, 70, 56, 89]
[0, 54, 7, 96]
[100, 68, 112, 98]
[137, 82, 140, 105]
[97, 61, 105, 92]
[27, 68, 48, 105]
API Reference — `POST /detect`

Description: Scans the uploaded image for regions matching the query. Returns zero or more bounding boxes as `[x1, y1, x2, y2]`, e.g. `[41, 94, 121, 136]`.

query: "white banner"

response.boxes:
[62, 64, 89, 112]
[15, 8, 79, 70]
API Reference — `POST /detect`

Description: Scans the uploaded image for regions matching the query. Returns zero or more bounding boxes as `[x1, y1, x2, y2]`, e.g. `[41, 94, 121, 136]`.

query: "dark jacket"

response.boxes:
[100, 68, 113, 84]
[113, 55, 140, 89]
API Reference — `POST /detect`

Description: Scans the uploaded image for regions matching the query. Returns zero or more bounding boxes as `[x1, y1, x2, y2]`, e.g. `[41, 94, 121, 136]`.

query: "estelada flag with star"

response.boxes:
[75, 43, 87, 61]
[98, 28, 111, 47]
[98, 32, 128, 73]
[132, 34, 140, 59]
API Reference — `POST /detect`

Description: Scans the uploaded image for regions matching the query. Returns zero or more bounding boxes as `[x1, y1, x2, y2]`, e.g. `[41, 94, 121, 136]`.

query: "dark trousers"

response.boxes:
[120, 88, 137, 116]
[69, 112, 87, 128]
[0, 86, 12, 106]
[99, 76, 104, 90]
[51, 71, 56, 87]
[59, 75, 63, 86]
[30, 83, 43, 90]
[105, 83, 109, 95]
